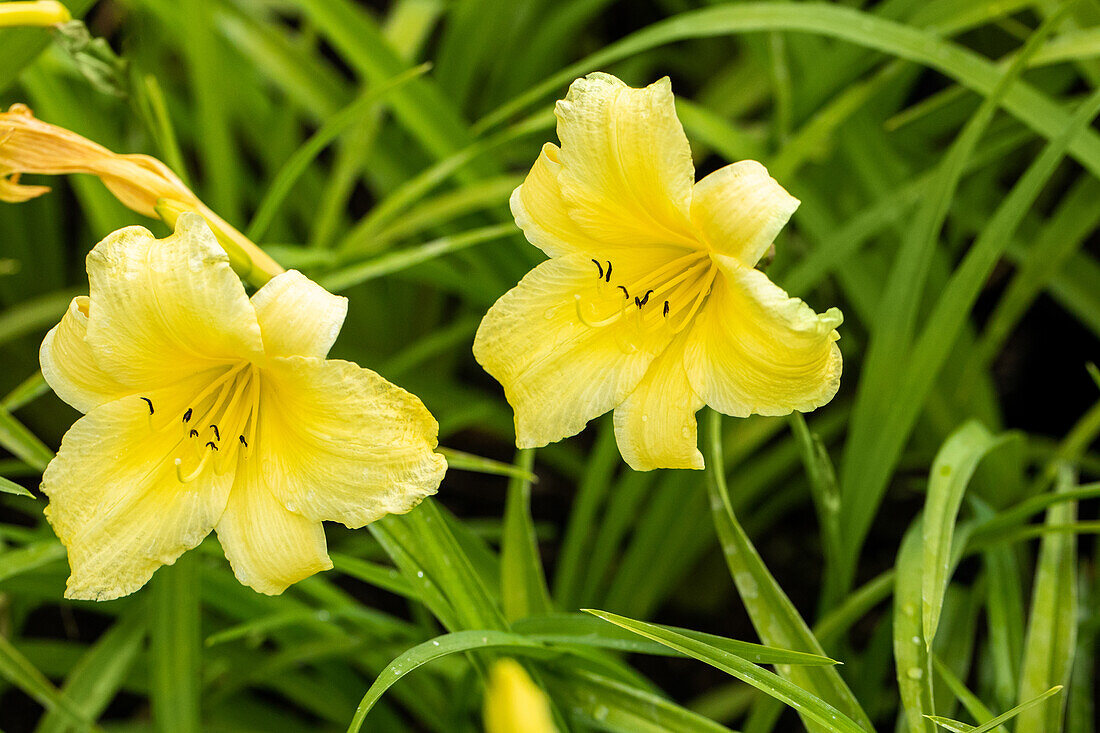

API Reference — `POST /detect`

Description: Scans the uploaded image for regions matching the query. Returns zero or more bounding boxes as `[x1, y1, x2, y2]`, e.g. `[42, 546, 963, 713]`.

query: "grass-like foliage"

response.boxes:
[2, 1, 1100, 731]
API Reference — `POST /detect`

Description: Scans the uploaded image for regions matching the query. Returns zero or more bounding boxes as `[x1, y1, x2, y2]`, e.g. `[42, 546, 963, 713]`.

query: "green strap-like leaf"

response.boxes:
[35, 608, 147, 733]
[150, 555, 201, 733]
[585, 609, 865, 733]
[501, 449, 552, 621]
[922, 421, 1002, 646]
[0, 633, 101, 733]
[245, 64, 430, 242]
[895, 521, 936, 733]
[706, 410, 873, 732]
[0, 406, 54, 472]
[0, 540, 66, 583]
[1015, 467, 1077, 732]
[546, 667, 734, 733]
[345, 630, 549, 732]
[512, 612, 838, 666]
[438, 447, 538, 482]
[0, 474, 35, 498]
[320, 223, 517, 293]
[926, 686, 1063, 733]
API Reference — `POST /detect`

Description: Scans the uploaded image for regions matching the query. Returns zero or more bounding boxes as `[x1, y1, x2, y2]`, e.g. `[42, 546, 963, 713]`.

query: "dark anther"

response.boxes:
[140, 397, 154, 415]
[182, 408, 192, 423]
[617, 285, 630, 299]
[189, 429, 199, 438]
[239, 435, 248, 447]
[591, 259, 604, 279]
[663, 300, 670, 317]
[210, 425, 220, 441]
[605, 261, 612, 282]
[206, 441, 219, 451]
[634, 289, 653, 308]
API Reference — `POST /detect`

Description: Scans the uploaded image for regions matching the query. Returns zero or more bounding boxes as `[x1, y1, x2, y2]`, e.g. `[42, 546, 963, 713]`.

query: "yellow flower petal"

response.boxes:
[511, 143, 611, 258]
[613, 332, 705, 471]
[685, 258, 842, 417]
[216, 456, 332, 596]
[39, 296, 129, 413]
[251, 270, 348, 358]
[691, 161, 800, 266]
[554, 73, 696, 247]
[258, 356, 446, 529]
[84, 214, 264, 389]
[42, 387, 233, 601]
[484, 659, 558, 733]
[473, 252, 676, 448]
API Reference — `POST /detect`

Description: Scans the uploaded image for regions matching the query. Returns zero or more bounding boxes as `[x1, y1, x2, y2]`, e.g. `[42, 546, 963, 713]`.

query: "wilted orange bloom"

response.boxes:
[0, 103, 281, 281]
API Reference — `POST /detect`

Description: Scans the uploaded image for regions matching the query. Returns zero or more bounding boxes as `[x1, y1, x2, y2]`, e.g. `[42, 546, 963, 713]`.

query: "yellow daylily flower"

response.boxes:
[474, 73, 842, 471]
[0, 1, 70, 28]
[483, 659, 558, 733]
[40, 214, 447, 600]
[0, 103, 282, 284]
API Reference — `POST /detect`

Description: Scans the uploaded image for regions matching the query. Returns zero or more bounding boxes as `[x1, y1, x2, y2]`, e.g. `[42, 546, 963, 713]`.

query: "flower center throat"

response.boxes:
[143, 362, 260, 483]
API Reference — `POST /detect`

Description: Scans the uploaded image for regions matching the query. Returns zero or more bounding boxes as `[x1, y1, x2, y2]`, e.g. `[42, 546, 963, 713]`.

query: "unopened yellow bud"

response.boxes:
[483, 659, 558, 733]
[0, 1, 71, 28]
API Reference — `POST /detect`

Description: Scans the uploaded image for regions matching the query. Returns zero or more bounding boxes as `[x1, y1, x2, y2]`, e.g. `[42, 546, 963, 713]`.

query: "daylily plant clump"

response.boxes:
[475, 73, 843, 471]
[5, 72, 842, 603]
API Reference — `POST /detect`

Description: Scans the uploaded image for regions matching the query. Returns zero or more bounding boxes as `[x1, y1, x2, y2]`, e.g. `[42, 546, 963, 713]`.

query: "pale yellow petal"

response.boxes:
[511, 143, 612, 258]
[613, 332, 705, 471]
[685, 258, 842, 417]
[473, 252, 677, 448]
[250, 270, 347, 358]
[216, 456, 332, 595]
[554, 73, 696, 247]
[691, 161, 800, 266]
[484, 659, 558, 733]
[84, 214, 264, 389]
[41, 384, 233, 601]
[40, 296, 130, 413]
[257, 357, 446, 529]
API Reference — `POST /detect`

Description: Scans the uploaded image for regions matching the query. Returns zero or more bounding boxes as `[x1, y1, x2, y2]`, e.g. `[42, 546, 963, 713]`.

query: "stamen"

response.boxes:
[210, 366, 258, 474]
[189, 429, 199, 438]
[617, 285, 629, 299]
[243, 365, 260, 460]
[670, 265, 718, 334]
[206, 441, 219, 451]
[591, 259, 604, 279]
[605, 261, 612, 282]
[663, 301, 670, 317]
[634, 289, 653, 308]
[210, 425, 220, 441]
[628, 250, 707, 294]
[140, 397, 154, 414]
[182, 408, 192, 423]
